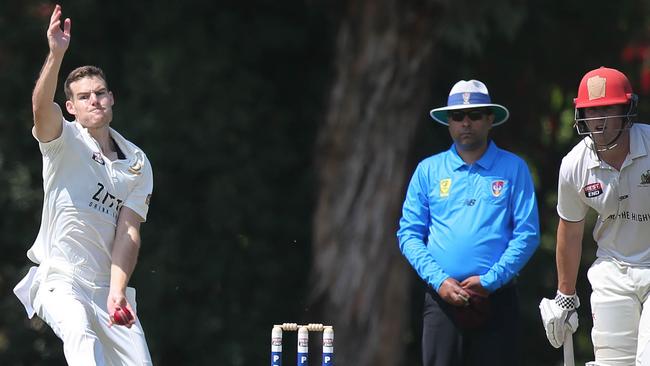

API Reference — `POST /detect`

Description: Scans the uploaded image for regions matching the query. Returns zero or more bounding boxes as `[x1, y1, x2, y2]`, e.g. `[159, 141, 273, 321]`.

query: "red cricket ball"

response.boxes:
[112, 307, 134, 325]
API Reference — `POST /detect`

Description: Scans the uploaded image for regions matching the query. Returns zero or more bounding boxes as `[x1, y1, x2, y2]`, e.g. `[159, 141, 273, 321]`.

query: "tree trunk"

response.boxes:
[311, 1, 442, 364]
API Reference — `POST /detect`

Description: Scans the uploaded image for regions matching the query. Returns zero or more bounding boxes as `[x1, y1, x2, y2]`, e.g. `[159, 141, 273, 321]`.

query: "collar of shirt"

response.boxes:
[73, 121, 147, 175]
[585, 124, 648, 169]
[450, 140, 498, 171]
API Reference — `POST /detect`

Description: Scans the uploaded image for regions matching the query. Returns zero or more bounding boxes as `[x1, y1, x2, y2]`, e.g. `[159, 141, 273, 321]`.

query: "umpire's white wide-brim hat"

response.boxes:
[430, 80, 510, 126]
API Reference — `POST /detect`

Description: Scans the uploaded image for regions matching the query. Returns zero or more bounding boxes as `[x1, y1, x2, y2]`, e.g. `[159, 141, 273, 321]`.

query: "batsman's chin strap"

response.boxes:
[576, 99, 636, 153]
[592, 132, 622, 152]
[589, 120, 631, 152]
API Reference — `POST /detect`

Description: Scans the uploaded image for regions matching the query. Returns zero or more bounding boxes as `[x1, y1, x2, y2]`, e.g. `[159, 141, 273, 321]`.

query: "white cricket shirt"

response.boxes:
[27, 119, 153, 276]
[557, 123, 650, 264]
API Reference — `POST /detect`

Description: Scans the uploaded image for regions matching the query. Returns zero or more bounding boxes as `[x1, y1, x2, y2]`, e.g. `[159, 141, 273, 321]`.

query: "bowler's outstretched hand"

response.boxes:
[47, 4, 71, 56]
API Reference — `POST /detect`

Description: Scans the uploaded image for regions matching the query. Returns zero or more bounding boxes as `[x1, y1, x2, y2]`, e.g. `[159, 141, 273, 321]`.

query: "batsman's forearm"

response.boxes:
[556, 220, 584, 294]
[32, 52, 63, 116]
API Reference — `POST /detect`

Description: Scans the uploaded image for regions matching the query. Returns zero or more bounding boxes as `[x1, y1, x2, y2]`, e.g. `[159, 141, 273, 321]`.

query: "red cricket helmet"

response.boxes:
[573, 67, 638, 151]
[574, 67, 635, 108]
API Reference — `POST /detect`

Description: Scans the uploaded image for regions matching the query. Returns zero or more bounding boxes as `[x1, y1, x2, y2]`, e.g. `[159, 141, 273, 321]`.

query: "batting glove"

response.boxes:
[539, 291, 580, 348]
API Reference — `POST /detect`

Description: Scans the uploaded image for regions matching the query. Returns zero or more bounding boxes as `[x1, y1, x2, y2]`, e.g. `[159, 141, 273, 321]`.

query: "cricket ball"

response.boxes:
[113, 307, 133, 325]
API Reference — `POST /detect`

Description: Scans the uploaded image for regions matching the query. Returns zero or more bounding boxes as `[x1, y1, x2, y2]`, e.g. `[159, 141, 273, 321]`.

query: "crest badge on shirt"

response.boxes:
[91, 152, 105, 165]
[128, 160, 143, 175]
[641, 170, 650, 186]
[584, 182, 603, 198]
[440, 178, 451, 197]
[491, 180, 505, 197]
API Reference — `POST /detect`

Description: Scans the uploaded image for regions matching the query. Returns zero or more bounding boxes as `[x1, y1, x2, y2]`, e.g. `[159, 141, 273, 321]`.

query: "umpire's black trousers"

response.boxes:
[422, 283, 521, 366]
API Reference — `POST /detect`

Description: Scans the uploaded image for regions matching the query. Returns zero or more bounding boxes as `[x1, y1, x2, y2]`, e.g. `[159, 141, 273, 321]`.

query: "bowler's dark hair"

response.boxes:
[64, 66, 108, 100]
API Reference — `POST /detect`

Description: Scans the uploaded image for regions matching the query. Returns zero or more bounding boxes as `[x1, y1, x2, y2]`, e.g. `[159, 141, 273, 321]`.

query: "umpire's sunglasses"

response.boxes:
[448, 109, 489, 122]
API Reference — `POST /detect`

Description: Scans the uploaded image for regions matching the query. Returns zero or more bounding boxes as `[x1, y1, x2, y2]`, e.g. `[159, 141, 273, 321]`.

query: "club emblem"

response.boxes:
[128, 152, 145, 175]
[128, 160, 143, 175]
[641, 170, 650, 185]
[491, 180, 505, 197]
[462, 92, 471, 104]
[584, 182, 603, 198]
[440, 178, 451, 197]
[91, 152, 105, 165]
[587, 75, 606, 100]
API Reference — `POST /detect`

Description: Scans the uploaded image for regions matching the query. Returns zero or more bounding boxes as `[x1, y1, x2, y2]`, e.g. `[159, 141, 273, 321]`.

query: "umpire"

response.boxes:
[397, 79, 540, 365]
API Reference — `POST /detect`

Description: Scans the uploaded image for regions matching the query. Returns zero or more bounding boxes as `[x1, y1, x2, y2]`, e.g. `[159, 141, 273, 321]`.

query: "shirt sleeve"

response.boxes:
[557, 157, 588, 222]
[122, 153, 154, 222]
[397, 162, 450, 291]
[34, 118, 69, 159]
[480, 159, 540, 292]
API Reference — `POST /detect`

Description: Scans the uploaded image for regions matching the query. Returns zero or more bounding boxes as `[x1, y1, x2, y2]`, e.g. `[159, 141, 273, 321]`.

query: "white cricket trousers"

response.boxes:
[587, 258, 650, 366]
[33, 273, 153, 366]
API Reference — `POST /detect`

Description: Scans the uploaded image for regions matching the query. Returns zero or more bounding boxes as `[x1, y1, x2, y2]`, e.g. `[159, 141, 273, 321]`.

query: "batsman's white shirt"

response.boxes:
[14, 119, 153, 317]
[557, 123, 650, 264]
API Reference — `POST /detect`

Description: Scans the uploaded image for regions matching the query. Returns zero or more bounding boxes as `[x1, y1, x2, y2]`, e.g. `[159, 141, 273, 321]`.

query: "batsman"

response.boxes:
[540, 67, 650, 365]
[13, 5, 154, 365]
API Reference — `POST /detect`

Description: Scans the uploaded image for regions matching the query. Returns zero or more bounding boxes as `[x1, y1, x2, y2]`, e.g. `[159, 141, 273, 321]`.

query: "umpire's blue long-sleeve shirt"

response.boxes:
[397, 141, 540, 293]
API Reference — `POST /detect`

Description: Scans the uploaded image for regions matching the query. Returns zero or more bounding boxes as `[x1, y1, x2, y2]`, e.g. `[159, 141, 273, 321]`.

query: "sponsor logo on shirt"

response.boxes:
[491, 180, 505, 197]
[440, 178, 451, 197]
[605, 211, 650, 222]
[92, 152, 105, 165]
[583, 182, 603, 198]
[89, 182, 123, 218]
